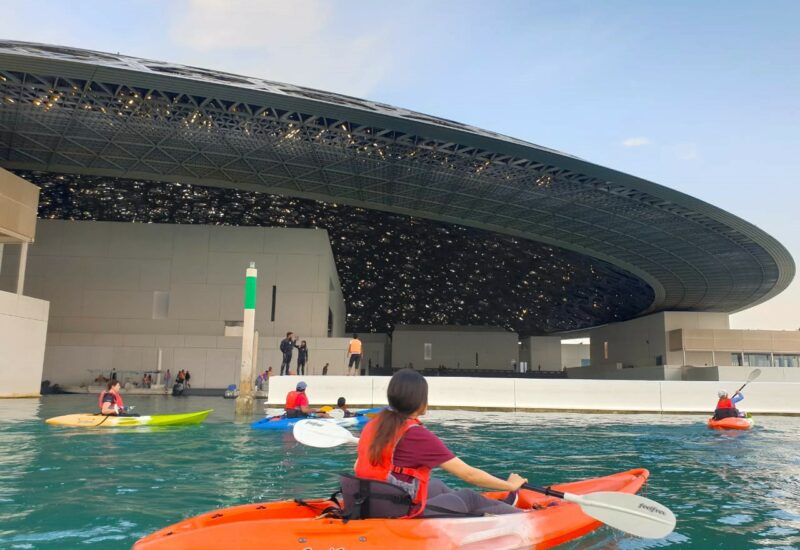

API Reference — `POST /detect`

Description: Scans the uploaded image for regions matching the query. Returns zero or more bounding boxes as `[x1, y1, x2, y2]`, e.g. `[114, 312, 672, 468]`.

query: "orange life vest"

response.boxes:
[98, 390, 124, 411]
[355, 417, 431, 518]
[716, 398, 733, 409]
[285, 390, 301, 410]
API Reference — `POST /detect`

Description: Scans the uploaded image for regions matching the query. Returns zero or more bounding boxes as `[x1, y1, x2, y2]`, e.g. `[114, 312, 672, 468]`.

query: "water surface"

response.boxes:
[1, 395, 798, 549]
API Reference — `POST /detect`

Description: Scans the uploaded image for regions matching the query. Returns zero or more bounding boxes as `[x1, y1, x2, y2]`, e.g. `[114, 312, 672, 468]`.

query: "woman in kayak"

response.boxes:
[346, 369, 526, 518]
[99, 380, 137, 416]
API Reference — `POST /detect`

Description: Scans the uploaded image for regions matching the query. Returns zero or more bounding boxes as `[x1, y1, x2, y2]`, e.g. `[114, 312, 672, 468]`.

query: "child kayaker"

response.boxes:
[336, 397, 353, 417]
[344, 369, 526, 518]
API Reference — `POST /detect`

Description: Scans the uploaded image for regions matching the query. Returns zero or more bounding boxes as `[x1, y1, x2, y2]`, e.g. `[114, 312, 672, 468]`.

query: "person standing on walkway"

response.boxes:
[347, 333, 363, 376]
[297, 340, 309, 376]
[280, 332, 298, 376]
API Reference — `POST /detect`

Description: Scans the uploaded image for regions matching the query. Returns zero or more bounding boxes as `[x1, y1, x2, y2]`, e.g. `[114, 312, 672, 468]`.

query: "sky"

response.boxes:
[2, 0, 798, 330]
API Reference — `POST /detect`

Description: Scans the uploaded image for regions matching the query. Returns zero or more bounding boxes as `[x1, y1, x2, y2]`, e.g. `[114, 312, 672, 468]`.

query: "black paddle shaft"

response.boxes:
[494, 474, 565, 499]
[526, 484, 565, 499]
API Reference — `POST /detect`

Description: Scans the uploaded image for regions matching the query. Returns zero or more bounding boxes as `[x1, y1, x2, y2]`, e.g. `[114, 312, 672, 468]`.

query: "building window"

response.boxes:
[730, 353, 743, 366]
[424, 343, 432, 361]
[743, 353, 771, 367]
[270, 285, 277, 322]
[774, 354, 800, 368]
[603, 341, 609, 360]
[655, 355, 663, 366]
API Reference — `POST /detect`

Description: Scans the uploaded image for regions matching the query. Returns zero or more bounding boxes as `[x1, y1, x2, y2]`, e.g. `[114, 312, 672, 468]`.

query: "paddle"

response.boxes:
[733, 368, 761, 395]
[293, 420, 676, 539]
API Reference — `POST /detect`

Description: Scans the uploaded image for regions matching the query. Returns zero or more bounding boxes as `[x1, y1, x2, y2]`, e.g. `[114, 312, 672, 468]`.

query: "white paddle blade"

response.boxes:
[747, 368, 762, 382]
[293, 419, 360, 448]
[565, 491, 676, 539]
[326, 408, 345, 419]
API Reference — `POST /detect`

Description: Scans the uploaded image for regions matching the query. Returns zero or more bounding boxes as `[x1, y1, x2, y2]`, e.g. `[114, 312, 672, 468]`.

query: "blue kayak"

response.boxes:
[251, 407, 383, 431]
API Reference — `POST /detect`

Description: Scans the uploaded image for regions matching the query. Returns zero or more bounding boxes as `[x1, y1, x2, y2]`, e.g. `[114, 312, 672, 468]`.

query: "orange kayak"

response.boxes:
[707, 415, 754, 430]
[133, 468, 649, 550]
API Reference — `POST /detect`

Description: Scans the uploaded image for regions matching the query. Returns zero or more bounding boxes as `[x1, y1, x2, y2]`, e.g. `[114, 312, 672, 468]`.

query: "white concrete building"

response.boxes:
[391, 325, 519, 372]
[0, 168, 49, 397]
[0, 220, 348, 388]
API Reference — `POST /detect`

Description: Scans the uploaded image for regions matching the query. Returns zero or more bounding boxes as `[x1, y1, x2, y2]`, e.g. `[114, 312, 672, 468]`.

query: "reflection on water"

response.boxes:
[0, 396, 799, 549]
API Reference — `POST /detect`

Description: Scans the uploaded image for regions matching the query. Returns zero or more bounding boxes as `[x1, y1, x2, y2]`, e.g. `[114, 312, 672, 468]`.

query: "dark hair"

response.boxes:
[368, 369, 428, 465]
[352, 333, 358, 339]
[106, 380, 120, 390]
[286, 331, 293, 338]
[337, 397, 346, 407]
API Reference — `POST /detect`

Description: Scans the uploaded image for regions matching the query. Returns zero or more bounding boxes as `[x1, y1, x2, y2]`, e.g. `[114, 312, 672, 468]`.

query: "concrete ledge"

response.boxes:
[265, 375, 800, 415]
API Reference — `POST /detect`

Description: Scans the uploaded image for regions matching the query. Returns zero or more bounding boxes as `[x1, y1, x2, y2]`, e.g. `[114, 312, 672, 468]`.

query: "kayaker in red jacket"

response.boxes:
[285, 382, 329, 419]
[98, 380, 137, 416]
[714, 390, 744, 420]
[346, 369, 526, 518]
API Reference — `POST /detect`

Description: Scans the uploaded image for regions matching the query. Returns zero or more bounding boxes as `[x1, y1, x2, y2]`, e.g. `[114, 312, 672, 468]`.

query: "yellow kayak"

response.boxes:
[45, 409, 213, 427]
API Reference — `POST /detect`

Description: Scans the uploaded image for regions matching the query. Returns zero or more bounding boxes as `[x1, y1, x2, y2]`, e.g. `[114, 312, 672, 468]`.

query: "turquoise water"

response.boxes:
[1, 396, 799, 549]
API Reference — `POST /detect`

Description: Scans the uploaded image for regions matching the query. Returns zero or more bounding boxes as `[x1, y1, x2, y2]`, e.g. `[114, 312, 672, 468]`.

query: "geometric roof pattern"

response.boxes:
[21, 171, 655, 336]
[0, 41, 794, 315]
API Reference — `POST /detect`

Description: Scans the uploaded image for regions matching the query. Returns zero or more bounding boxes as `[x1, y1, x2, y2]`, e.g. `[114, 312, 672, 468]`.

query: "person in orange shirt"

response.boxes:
[347, 334, 363, 376]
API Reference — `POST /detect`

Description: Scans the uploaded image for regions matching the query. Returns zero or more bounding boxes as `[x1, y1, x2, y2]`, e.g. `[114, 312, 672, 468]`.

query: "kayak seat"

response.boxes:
[339, 475, 485, 520]
[340, 474, 414, 519]
[713, 407, 740, 420]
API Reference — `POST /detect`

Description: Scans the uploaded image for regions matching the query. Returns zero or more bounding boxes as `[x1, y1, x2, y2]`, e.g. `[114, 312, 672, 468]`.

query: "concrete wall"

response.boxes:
[520, 336, 561, 371]
[266, 375, 800, 414]
[566, 364, 800, 383]
[589, 312, 731, 368]
[0, 167, 39, 243]
[43, 334, 359, 387]
[566, 364, 685, 381]
[391, 326, 518, 371]
[0, 221, 345, 338]
[358, 333, 390, 371]
[0, 290, 49, 397]
[562, 342, 590, 368]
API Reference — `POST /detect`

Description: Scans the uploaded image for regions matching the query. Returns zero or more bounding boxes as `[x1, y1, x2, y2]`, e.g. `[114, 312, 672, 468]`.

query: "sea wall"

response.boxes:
[266, 375, 800, 415]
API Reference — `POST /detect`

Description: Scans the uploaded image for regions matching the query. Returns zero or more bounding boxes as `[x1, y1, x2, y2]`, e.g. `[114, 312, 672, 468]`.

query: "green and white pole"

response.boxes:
[235, 262, 258, 416]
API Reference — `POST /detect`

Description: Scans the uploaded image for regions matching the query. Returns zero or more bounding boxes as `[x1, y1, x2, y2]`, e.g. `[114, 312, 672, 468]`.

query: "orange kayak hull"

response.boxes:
[707, 416, 754, 430]
[133, 468, 649, 550]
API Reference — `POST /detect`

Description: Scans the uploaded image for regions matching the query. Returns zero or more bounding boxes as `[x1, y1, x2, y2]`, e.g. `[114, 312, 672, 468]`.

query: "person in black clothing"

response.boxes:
[280, 332, 298, 375]
[297, 340, 309, 376]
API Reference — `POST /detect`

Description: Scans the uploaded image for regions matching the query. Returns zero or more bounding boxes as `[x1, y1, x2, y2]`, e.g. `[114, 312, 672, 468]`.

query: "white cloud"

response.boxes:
[168, 0, 394, 97]
[622, 136, 651, 147]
